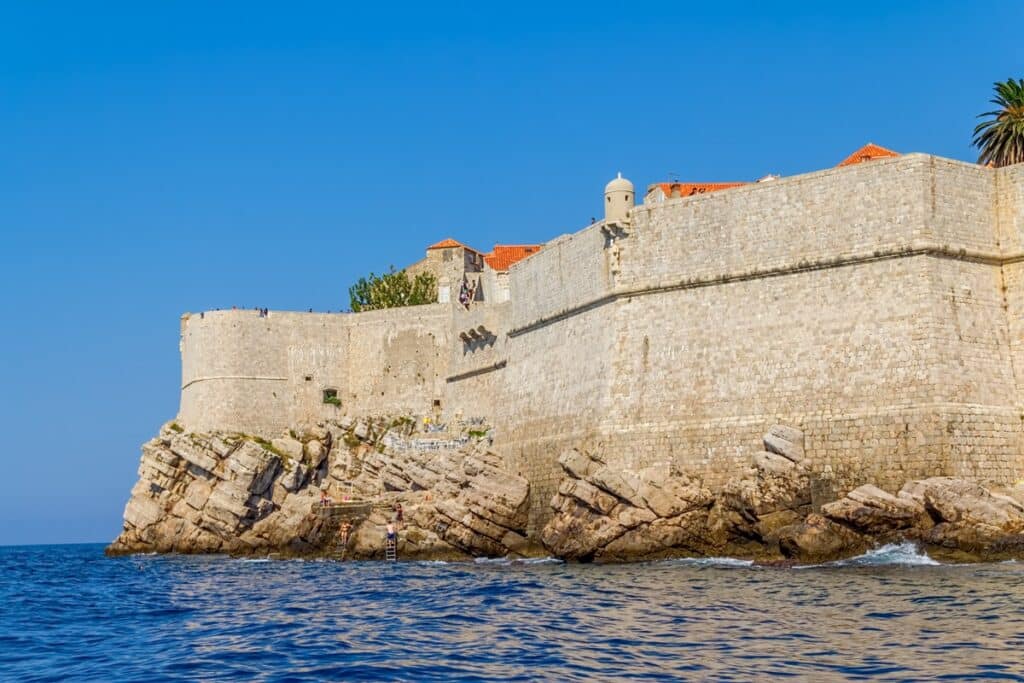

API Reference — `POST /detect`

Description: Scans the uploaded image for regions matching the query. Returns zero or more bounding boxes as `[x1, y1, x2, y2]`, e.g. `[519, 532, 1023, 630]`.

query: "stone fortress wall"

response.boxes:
[178, 306, 450, 435]
[176, 153, 1024, 530]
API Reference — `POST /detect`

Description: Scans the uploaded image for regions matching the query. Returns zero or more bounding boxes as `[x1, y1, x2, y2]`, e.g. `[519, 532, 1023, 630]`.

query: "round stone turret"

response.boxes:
[604, 172, 634, 224]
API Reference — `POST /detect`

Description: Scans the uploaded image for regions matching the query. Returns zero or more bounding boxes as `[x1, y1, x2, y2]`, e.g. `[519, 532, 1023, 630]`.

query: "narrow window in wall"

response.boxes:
[304, 375, 313, 382]
[323, 388, 340, 406]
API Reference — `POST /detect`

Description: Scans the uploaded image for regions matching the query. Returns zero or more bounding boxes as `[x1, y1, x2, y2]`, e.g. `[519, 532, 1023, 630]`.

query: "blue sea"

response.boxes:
[2, 544, 1024, 681]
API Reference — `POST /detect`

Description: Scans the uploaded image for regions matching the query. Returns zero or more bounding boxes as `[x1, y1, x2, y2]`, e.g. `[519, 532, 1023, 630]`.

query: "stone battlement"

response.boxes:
[177, 154, 1024, 530]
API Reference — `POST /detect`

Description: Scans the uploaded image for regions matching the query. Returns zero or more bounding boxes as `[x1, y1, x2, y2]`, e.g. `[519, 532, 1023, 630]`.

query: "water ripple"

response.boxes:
[2, 544, 1024, 680]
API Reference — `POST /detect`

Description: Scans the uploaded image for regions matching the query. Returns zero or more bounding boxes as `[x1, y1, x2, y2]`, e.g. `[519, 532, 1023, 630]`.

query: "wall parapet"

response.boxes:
[173, 155, 1024, 506]
[508, 219, 613, 331]
[178, 303, 451, 435]
[507, 238, 1024, 337]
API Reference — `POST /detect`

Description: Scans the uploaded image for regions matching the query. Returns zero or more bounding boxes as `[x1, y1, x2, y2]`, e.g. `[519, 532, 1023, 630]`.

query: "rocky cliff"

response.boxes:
[541, 426, 1024, 563]
[110, 420, 1024, 563]
[108, 417, 536, 560]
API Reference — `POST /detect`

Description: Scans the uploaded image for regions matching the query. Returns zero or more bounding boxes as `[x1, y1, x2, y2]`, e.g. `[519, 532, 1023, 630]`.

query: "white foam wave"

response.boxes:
[238, 558, 272, 563]
[828, 542, 939, 567]
[665, 557, 755, 568]
[519, 557, 563, 565]
[473, 556, 563, 566]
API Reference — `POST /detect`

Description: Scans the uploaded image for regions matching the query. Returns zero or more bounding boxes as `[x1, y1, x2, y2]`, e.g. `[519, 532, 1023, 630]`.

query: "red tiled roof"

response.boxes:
[483, 244, 542, 271]
[651, 182, 747, 198]
[837, 143, 899, 167]
[426, 237, 482, 254]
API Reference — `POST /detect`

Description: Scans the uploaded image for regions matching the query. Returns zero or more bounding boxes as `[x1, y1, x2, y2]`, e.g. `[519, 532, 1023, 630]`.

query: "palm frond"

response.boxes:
[973, 78, 1024, 167]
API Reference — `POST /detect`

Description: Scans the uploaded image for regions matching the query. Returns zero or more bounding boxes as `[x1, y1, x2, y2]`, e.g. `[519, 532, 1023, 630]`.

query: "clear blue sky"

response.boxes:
[1, 1, 1021, 545]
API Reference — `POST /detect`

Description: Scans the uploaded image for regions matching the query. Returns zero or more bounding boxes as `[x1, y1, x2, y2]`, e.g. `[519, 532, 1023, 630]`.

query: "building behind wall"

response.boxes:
[176, 145, 1024, 531]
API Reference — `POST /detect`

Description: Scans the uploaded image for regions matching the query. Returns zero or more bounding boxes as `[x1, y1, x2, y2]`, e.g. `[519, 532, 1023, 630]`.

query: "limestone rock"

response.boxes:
[755, 509, 804, 541]
[1003, 484, 1024, 508]
[123, 491, 165, 530]
[353, 422, 369, 441]
[637, 476, 713, 518]
[763, 425, 805, 464]
[752, 450, 796, 476]
[227, 441, 280, 495]
[719, 466, 811, 519]
[271, 436, 303, 462]
[500, 530, 531, 554]
[559, 478, 618, 515]
[776, 513, 867, 563]
[280, 461, 309, 493]
[558, 449, 597, 480]
[902, 477, 1024, 531]
[923, 521, 1007, 554]
[589, 467, 648, 509]
[169, 434, 220, 474]
[183, 478, 214, 511]
[110, 421, 1024, 564]
[821, 484, 930, 533]
[638, 463, 671, 489]
[540, 507, 626, 561]
[596, 525, 665, 559]
[305, 439, 327, 469]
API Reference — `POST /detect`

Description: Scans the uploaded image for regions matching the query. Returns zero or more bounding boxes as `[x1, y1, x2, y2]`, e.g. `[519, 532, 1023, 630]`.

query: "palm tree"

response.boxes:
[973, 78, 1024, 167]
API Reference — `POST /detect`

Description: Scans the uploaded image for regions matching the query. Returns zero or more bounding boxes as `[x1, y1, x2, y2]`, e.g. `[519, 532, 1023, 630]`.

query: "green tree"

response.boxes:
[348, 267, 438, 312]
[973, 78, 1024, 168]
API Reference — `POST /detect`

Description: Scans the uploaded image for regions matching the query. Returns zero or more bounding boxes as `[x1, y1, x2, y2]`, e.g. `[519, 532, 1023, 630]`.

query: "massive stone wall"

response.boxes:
[445, 303, 510, 420]
[508, 223, 611, 331]
[178, 306, 449, 436]
[176, 155, 1024, 533]
[487, 156, 1024, 526]
[999, 164, 1024, 409]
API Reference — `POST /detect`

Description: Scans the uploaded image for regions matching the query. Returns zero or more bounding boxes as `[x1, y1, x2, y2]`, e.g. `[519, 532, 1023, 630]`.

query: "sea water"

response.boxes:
[2, 543, 1023, 681]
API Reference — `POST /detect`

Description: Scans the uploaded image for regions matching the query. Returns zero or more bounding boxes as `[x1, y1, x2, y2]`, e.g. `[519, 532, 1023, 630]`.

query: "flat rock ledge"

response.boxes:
[541, 426, 1024, 564]
[107, 417, 537, 561]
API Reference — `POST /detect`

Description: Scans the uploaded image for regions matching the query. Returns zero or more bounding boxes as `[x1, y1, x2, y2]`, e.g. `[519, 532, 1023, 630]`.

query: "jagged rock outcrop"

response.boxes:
[108, 418, 535, 560]
[540, 449, 715, 561]
[113, 419, 1024, 564]
[820, 484, 932, 534]
[539, 425, 1024, 564]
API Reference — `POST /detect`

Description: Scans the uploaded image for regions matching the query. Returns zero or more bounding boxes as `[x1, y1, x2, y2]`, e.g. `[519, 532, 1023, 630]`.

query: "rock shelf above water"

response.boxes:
[110, 419, 1024, 564]
[108, 417, 536, 560]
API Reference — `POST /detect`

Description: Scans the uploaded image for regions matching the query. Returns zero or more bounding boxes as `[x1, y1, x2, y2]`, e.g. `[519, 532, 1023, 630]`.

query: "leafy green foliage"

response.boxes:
[348, 267, 438, 312]
[973, 78, 1024, 168]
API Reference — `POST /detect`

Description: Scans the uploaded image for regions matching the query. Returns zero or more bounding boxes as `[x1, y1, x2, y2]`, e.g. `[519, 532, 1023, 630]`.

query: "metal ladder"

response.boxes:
[385, 537, 397, 562]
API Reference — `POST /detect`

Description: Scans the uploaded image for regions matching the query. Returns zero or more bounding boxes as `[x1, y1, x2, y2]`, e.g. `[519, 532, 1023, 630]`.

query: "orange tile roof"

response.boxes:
[483, 244, 542, 271]
[651, 182, 747, 198]
[426, 237, 483, 254]
[837, 143, 899, 167]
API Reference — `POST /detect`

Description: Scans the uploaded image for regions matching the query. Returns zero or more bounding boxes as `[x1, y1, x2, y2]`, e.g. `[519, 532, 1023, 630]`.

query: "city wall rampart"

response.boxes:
[176, 155, 1024, 532]
[178, 306, 449, 435]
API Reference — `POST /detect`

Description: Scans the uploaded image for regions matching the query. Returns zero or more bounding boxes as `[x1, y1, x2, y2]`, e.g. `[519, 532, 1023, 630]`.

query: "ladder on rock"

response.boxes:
[385, 537, 397, 562]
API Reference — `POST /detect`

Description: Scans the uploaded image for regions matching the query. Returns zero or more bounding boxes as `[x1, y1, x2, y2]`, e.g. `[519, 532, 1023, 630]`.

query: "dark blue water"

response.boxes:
[2, 544, 1024, 681]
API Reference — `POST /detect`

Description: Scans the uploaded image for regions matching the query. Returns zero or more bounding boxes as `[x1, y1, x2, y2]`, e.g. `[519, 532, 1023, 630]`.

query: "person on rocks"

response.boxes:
[386, 523, 397, 544]
[394, 503, 404, 529]
[320, 490, 332, 507]
[339, 521, 352, 545]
